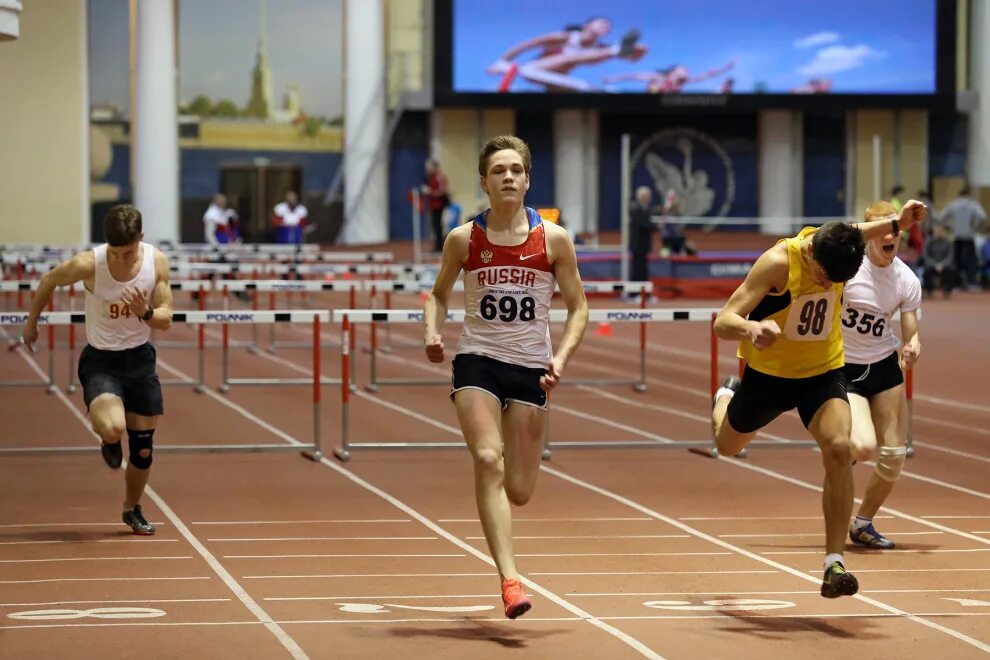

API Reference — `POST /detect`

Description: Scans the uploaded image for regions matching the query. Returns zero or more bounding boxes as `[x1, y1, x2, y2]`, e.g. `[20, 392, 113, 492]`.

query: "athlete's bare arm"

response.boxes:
[686, 60, 736, 84]
[899, 310, 921, 370]
[855, 200, 927, 241]
[543, 222, 588, 390]
[714, 244, 789, 349]
[125, 249, 173, 331]
[424, 224, 470, 363]
[21, 251, 95, 349]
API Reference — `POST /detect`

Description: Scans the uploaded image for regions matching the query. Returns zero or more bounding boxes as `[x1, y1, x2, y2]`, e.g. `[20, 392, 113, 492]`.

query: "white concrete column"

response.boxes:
[554, 109, 596, 235]
[582, 110, 600, 236]
[134, 0, 178, 244]
[758, 110, 802, 233]
[969, 0, 990, 185]
[340, 0, 388, 244]
[0, 0, 23, 40]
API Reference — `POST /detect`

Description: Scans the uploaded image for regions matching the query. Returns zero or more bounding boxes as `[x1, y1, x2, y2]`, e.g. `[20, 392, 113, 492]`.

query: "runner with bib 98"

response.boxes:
[710, 201, 927, 599]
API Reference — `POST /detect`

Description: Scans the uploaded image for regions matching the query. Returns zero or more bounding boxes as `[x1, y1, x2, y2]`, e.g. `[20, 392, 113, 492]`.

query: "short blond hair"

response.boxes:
[864, 200, 897, 222]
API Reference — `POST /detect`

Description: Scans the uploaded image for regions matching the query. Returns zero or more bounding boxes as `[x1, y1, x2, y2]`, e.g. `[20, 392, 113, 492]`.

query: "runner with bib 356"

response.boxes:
[710, 201, 927, 599]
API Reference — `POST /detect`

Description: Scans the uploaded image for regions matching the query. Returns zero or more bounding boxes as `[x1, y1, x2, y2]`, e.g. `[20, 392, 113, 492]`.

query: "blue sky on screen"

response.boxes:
[452, 0, 936, 94]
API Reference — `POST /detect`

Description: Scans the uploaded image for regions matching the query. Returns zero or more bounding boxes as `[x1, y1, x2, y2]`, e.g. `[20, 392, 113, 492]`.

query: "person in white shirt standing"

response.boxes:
[21, 205, 174, 535]
[202, 193, 239, 245]
[841, 200, 922, 549]
[272, 191, 308, 244]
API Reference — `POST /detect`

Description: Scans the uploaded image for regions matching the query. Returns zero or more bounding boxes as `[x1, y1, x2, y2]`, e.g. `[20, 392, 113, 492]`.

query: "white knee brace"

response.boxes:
[875, 445, 907, 482]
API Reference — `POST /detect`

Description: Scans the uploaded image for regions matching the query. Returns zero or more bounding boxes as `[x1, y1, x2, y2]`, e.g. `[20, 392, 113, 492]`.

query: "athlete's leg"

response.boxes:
[454, 389, 519, 581]
[858, 385, 907, 520]
[123, 412, 157, 510]
[847, 392, 877, 462]
[807, 398, 854, 557]
[518, 63, 594, 91]
[713, 395, 758, 456]
[501, 402, 547, 507]
[89, 393, 126, 446]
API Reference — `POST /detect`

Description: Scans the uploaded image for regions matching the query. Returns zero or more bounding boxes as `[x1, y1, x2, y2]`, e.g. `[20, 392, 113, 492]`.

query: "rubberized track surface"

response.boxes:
[2, 290, 988, 659]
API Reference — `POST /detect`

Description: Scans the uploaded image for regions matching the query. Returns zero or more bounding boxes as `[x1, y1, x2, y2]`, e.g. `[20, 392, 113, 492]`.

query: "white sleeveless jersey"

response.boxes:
[456, 208, 555, 369]
[84, 243, 156, 350]
[841, 256, 921, 364]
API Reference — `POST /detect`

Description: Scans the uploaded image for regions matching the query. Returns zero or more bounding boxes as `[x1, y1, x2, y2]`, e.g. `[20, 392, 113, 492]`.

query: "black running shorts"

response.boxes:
[727, 364, 847, 433]
[843, 351, 904, 399]
[450, 353, 548, 409]
[78, 343, 164, 416]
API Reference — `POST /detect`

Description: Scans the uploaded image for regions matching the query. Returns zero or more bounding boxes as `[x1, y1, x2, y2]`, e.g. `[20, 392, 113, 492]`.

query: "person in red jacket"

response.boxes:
[421, 160, 450, 253]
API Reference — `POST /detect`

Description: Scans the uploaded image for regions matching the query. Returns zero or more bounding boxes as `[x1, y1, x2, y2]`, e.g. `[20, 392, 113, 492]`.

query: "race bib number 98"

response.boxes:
[783, 291, 836, 341]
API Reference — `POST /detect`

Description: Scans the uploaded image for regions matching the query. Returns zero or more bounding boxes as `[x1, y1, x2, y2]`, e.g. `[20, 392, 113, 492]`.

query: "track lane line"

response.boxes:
[9, 344, 309, 660]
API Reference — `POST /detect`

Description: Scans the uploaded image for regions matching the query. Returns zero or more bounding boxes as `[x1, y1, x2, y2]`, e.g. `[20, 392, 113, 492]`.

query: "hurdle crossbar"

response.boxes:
[364, 281, 655, 391]
[0, 309, 329, 459]
[331, 307, 721, 461]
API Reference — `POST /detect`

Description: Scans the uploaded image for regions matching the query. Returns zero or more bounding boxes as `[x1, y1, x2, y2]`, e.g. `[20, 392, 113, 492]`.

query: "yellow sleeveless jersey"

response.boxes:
[738, 227, 845, 378]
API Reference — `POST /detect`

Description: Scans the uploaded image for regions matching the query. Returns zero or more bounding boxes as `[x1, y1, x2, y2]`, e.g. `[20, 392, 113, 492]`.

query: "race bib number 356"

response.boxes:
[783, 291, 836, 341]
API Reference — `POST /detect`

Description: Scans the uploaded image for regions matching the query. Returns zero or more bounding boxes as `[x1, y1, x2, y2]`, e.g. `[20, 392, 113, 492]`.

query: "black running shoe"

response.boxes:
[618, 29, 642, 58]
[821, 561, 859, 598]
[122, 505, 155, 536]
[101, 441, 123, 470]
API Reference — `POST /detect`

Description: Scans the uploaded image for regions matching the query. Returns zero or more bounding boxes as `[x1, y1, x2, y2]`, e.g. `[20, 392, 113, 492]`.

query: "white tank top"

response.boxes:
[456, 208, 555, 369]
[85, 243, 156, 350]
[841, 256, 921, 364]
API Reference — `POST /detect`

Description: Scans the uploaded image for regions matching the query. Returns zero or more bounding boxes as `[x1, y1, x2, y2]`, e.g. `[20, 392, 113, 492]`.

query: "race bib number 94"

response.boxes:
[784, 291, 836, 341]
[107, 301, 132, 320]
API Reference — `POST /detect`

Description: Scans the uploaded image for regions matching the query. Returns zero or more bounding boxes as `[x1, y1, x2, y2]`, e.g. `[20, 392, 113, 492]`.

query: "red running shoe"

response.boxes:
[501, 578, 531, 619]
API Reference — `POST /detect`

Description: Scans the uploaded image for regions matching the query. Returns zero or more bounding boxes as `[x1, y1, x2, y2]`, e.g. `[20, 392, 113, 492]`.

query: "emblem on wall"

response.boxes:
[631, 127, 735, 217]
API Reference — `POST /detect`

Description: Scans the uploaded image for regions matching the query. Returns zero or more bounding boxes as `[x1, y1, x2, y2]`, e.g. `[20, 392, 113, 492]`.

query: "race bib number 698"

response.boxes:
[479, 294, 536, 322]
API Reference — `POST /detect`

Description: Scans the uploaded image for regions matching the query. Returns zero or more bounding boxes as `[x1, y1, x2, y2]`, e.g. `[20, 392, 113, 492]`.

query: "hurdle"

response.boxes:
[214, 282, 352, 392]
[0, 298, 58, 393]
[331, 307, 720, 462]
[361, 281, 655, 392]
[0, 309, 329, 459]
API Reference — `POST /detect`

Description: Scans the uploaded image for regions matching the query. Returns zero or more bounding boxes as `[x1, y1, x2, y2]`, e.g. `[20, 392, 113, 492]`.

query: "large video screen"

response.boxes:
[450, 0, 937, 96]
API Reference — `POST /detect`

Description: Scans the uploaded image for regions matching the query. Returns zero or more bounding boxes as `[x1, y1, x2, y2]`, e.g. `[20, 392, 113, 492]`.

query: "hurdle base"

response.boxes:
[365, 384, 380, 393]
[689, 446, 719, 459]
[301, 449, 323, 462]
[333, 447, 351, 462]
[633, 383, 647, 393]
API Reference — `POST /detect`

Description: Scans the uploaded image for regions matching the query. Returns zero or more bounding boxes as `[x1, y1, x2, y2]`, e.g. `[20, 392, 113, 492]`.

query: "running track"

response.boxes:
[2, 290, 988, 659]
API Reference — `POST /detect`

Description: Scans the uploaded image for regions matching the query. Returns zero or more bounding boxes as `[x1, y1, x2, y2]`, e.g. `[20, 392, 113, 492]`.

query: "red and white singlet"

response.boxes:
[456, 207, 555, 369]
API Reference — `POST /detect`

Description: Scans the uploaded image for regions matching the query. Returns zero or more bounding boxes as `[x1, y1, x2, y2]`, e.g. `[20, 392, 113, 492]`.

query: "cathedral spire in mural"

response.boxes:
[244, 0, 274, 118]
